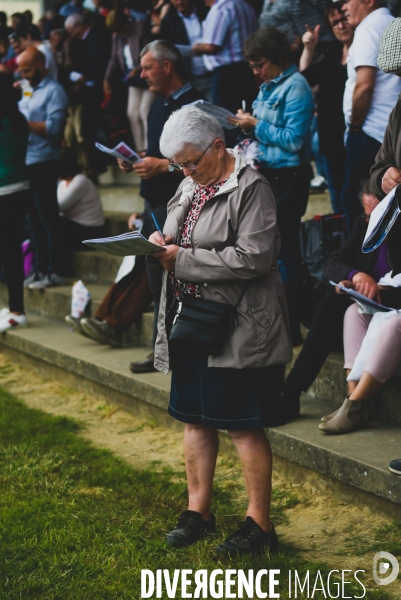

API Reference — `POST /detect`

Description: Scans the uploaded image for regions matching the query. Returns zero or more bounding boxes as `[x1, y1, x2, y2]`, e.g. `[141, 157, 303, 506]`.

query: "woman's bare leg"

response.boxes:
[228, 428, 272, 532]
[184, 423, 219, 520]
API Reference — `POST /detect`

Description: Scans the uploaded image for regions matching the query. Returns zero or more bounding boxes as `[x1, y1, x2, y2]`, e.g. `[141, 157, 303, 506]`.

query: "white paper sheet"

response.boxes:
[185, 100, 243, 130]
[95, 142, 143, 164]
[362, 185, 401, 253]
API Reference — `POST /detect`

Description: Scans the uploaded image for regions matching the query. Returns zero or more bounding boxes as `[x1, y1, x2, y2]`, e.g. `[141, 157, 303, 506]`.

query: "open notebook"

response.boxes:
[362, 185, 401, 253]
[83, 231, 165, 257]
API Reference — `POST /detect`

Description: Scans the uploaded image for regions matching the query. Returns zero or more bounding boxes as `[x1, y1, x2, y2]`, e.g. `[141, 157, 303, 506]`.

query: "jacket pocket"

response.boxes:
[255, 99, 281, 127]
[245, 288, 272, 329]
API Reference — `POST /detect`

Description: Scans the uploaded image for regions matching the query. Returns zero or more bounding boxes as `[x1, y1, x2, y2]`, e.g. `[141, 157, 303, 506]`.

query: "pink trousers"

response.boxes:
[343, 303, 401, 382]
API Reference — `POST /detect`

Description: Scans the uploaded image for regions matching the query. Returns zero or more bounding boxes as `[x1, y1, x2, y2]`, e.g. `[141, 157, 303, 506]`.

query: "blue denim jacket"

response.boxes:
[253, 64, 314, 169]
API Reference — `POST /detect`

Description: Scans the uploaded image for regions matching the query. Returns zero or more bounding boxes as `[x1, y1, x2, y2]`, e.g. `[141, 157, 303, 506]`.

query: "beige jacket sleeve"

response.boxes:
[174, 179, 278, 283]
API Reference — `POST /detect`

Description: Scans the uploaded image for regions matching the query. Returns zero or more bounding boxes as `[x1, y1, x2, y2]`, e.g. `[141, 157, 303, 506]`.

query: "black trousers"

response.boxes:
[285, 293, 352, 394]
[0, 189, 30, 312]
[27, 160, 64, 275]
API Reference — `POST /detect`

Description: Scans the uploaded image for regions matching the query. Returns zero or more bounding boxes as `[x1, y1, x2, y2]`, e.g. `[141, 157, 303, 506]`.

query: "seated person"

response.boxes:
[319, 299, 401, 434]
[280, 181, 401, 424]
[65, 231, 153, 349]
[58, 148, 105, 266]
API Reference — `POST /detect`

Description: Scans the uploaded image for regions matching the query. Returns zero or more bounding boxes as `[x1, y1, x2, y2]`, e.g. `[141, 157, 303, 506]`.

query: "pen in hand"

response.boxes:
[151, 212, 166, 245]
[242, 100, 246, 112]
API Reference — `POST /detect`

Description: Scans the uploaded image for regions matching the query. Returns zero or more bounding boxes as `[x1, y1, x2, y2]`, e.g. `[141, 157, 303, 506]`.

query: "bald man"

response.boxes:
[18, 47, 69, 289]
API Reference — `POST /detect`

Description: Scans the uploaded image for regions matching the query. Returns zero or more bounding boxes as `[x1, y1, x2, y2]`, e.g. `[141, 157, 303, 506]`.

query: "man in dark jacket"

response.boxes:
[280, 182, 401, 423]
[117, 40, 204, 372]
[64, 13, 110, 175]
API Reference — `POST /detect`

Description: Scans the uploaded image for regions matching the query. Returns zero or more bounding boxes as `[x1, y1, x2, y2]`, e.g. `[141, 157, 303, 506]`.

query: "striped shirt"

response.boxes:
[201, 0, 257, 71]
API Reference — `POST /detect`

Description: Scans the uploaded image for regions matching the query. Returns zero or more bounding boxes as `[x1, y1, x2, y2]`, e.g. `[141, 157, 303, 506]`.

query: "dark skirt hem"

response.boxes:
[168, 405, 267, 430]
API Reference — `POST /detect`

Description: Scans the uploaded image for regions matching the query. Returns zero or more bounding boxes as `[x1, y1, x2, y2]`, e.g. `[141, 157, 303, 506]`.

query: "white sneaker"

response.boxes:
[0, 313, 28, 332]
[24, 272, 43, 288]
[29, 273, 68, 290]
[0, 307, 10, 319]
[310, 175, 327, 191]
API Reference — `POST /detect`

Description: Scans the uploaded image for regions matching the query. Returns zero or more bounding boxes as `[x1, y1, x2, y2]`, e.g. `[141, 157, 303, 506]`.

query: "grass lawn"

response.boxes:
[0, 386, 396, 599]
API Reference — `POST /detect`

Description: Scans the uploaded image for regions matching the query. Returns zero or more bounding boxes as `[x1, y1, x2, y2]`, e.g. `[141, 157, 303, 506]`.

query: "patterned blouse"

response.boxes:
[170, 178, 228, 299]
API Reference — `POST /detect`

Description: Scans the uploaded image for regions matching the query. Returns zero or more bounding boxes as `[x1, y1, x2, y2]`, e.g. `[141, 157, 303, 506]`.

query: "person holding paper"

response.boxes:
[228, 26, 313, 344]
[149, 106, 291, 556]
[319, 302, 401, 434]
[117, 40, 203, 373]
[282, 182, 401, 424]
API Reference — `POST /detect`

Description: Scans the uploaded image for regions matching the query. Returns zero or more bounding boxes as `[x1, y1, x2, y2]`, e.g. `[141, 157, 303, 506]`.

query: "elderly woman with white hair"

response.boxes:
[149, 105, 292, 556]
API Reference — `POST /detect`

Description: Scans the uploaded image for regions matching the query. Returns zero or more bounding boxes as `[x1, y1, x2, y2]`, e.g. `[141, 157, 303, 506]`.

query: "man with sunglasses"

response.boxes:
[117, 40, 204, 373]
[339, 0, 401, 234]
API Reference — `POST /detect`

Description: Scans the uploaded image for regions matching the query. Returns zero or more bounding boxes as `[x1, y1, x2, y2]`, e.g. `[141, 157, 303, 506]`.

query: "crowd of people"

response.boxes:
[2, 0, 401, 555]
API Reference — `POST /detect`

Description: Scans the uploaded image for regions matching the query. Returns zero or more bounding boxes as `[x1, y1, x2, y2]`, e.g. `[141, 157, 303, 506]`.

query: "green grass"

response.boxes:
[0, 387, 395, 599]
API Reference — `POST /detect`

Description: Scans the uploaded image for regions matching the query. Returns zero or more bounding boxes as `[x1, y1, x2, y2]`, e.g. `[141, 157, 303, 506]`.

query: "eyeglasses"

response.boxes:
[330, 16, 348, 28]
[169, 141, 214, 171]
[248, 59, 268, 73]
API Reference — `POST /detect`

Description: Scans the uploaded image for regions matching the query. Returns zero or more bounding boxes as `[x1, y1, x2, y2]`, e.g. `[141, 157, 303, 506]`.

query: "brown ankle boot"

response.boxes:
[320, 407, 339, 423]
[318, 397, 368, 434]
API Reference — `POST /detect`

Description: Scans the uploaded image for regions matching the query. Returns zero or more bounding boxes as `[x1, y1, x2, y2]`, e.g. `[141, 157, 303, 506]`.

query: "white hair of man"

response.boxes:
[159, 106, 225, 159]
[65, 13, 85, 30]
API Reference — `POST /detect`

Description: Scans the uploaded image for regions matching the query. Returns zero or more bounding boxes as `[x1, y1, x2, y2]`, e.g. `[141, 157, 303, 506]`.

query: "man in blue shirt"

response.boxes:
[17, 47, 69, 288]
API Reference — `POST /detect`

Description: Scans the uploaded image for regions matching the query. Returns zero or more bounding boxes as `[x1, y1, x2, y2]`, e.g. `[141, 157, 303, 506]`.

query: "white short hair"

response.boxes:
[65, 13, 85, 29]
[159, 105, 225, 158]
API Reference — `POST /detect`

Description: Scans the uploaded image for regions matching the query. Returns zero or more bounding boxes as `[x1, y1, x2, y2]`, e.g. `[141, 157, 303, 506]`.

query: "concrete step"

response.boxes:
[98, 166, 143, 217]
[72, 250, 123, 284]
[1, 313, 401, 515]
[0, 283, 154, 349]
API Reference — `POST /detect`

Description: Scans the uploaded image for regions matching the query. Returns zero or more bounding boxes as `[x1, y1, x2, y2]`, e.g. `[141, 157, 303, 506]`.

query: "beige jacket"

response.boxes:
[154, 150, 292, 374]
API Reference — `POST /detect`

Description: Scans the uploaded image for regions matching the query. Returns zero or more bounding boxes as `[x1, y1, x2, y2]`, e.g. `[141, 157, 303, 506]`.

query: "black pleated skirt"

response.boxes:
[168, 352, 285, 430]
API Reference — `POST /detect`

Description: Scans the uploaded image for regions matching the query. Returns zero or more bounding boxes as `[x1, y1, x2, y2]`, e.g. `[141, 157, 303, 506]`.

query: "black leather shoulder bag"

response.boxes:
[168, 285, 248, 356]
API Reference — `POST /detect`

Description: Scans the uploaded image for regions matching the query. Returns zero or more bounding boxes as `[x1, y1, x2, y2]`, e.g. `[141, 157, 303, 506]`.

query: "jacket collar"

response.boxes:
[177, 149, 248, 207]
[261, 63, 297, 89]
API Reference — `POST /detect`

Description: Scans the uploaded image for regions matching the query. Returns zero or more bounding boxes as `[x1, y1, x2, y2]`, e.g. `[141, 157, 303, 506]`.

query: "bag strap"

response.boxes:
[234, 282, 249, 309]
[392, 93, 401, 158]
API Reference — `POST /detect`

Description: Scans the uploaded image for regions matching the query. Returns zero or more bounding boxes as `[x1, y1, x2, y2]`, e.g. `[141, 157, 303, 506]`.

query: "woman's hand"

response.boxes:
[352, 272, 381, 302]
[227, 110, 257, 132]
[382, 167, 401, 194]
[335, 280, 353, 294]
[302, 24, 320, 50]
[300, 24, 320, 71]
[150, 232, 179, 270]
[335, 275, 381, 303]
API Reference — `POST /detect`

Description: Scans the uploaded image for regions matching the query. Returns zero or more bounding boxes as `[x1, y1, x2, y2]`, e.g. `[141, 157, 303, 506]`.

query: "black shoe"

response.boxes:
[80, 318, 122, 348]
[129, 352, 156, 374]
[389, 459, 401, 475]
[166, 510, 216, 548]
[215, 517, 278, 556]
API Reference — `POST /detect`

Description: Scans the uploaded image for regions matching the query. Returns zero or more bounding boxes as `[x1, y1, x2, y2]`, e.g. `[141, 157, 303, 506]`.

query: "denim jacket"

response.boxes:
[253, 64, 314, 169]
